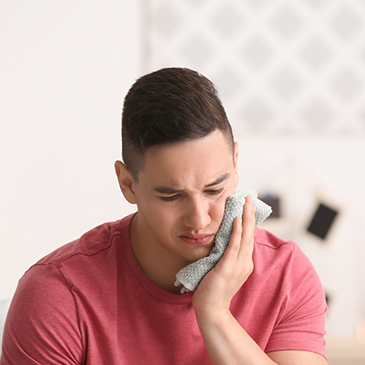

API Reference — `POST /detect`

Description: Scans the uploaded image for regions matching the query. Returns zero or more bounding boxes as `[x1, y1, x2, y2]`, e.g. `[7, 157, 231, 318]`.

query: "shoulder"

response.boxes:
[1, 215, 135, 363]
[253, 227, 326, 312]
[249, 229, 327, 357]
[34, 214, 134, 268]
[10, 214, 135, 313]
[252, 228, 325, 300]
[12, 214, 134, 310]
[2, 262, 84, 364]
[254, 227, 300, 253]
[253, 227, 305, 268]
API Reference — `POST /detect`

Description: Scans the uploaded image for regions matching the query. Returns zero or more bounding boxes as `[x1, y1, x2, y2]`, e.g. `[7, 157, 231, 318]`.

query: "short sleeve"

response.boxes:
[265, 244, 327, 359]
[1, 264, 84, 365]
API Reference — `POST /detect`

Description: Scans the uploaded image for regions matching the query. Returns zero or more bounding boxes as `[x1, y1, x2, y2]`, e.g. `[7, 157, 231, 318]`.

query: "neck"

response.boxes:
[130, 214, 187, 294]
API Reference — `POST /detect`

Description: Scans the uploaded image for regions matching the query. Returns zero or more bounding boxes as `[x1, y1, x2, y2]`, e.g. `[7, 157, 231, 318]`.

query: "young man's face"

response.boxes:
[125, 130, 239, 270]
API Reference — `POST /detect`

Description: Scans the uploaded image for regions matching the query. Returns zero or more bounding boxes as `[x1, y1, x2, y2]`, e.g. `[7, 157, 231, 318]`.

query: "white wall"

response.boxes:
[0, 0, 142, 299]
[236, 136, 365, 337]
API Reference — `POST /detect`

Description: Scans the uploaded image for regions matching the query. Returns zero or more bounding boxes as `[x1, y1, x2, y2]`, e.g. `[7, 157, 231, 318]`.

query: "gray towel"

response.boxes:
[174, 189, 272, 293]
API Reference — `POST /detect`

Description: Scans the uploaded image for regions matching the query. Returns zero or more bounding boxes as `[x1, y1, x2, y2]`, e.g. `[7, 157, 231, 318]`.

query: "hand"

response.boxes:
[192, 195, 256, 316]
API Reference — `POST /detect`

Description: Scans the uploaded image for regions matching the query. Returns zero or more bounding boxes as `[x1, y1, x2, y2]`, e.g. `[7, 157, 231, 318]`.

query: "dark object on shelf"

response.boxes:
[325, 292, 331, 308]
[261, 196, 280, 218]
[307, 202, 338, 240]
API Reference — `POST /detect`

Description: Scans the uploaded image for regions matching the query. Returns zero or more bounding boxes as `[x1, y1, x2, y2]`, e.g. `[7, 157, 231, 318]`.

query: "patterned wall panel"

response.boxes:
[145, 0, 365, 136]
[144, 0, 365, 338]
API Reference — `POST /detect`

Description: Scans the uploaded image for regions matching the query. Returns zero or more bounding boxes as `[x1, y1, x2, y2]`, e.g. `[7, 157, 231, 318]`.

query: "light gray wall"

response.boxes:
[0, 0, 141, 300]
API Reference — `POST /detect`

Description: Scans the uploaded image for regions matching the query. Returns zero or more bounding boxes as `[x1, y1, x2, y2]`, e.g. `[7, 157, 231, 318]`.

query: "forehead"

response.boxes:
[138, 131, 234, 188]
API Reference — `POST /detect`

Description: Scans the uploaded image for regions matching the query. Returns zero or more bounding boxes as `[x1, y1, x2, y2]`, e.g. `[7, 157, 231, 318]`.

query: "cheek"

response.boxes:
[144, 201, 180, 233]
[211, 182, 237, 223]
[210, 192, 231, 224]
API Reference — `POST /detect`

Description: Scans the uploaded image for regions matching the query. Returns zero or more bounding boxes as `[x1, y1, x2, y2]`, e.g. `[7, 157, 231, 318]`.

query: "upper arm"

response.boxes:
[267, 350, 328, 365]
[1, 264, 83, 365]
[264, 244, 327, 358]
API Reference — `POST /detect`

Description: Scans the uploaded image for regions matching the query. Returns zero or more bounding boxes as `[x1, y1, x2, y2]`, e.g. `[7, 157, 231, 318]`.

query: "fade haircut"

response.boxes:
[121, 67, 234, 180]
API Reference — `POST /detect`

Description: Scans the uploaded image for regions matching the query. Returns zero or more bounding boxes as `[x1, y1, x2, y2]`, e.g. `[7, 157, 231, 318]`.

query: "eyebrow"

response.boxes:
[153, 173, 231, 195]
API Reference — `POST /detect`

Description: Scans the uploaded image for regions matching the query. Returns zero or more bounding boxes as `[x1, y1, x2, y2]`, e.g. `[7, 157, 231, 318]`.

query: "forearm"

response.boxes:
[196, 309, 277, 365]
[193, 199, 275, 364]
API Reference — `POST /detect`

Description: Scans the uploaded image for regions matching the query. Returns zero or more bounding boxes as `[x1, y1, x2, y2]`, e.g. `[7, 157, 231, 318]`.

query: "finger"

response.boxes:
[217, 216, 242, 266]
[239, 196, 255, 258]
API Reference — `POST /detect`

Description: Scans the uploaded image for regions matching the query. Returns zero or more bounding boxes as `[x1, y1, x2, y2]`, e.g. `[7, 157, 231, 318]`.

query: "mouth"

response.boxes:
[179, 234, 215, 245]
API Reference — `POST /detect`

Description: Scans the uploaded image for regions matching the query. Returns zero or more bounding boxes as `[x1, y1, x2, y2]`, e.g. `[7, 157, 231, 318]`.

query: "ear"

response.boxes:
[114, 161, 138, 204]
[233, 141, 239, 188]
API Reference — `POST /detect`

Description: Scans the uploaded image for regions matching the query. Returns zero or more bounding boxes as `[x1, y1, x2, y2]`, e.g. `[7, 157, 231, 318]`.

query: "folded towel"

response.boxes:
[175, 189, 272, 293]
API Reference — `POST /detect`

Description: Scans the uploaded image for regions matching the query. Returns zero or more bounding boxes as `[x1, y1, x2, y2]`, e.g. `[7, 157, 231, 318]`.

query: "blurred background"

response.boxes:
[1, 0, 364, 362]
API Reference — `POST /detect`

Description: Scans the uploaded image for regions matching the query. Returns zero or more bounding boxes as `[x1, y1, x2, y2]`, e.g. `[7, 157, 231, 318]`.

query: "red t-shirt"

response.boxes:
[1, 214, 327, 364]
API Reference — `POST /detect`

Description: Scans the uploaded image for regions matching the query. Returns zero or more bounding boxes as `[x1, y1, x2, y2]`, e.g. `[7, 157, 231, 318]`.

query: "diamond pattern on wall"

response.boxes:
[210, 4, 244, 38]
[304, 0, 330, 9]
[270, 66, 303, 101]
[181, 35, 214, 67]
[214, 66, 244, 98]
[330, 68, 363, 102]
[153, 3, 183, 37]
[300, 37, 333, 71]
[270, 5, 304, 40]
[301, 98, 334, 129]
[240, 97, 274, 130]
[330, 6, 363, 40]
[245, 0, 271, 10]
[241, 36, 274, 70]
[146, 0, 365, 135]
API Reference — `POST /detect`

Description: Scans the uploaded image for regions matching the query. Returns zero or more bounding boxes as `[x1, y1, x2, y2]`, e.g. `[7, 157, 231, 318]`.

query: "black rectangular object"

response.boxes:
[307, 203, 338, 240]
[261, 196, 280, 218]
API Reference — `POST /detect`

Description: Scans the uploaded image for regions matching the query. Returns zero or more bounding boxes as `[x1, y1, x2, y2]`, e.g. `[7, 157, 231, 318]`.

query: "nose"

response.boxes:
[183, 196, 211, 231]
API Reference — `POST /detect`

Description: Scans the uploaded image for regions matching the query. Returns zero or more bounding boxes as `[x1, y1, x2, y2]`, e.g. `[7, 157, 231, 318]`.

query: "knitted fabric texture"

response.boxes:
[175, 189, 272, 293]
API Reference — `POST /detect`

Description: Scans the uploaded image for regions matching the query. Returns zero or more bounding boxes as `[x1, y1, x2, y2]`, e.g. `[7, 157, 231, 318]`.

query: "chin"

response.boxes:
[185, 246, 213, 264]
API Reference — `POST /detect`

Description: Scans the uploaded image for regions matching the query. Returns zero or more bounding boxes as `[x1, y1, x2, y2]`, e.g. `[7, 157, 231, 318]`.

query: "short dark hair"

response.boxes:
[121, 67, 234, 180]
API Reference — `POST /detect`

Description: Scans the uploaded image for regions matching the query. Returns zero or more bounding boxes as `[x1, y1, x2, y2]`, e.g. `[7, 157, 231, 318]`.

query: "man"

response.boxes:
[1, 68, 327, 364]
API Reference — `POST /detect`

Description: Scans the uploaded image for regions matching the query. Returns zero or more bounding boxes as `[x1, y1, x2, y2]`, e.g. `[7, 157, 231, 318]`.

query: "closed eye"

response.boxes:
[159, 188, 224, 202]
[206, 187, 224, 195]
[159, 194, 180, 202]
